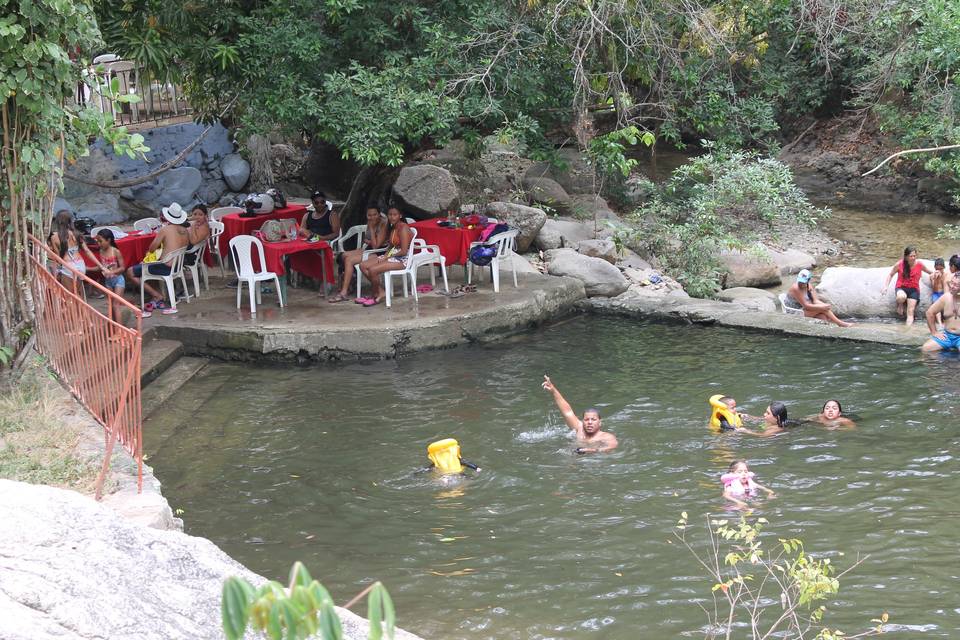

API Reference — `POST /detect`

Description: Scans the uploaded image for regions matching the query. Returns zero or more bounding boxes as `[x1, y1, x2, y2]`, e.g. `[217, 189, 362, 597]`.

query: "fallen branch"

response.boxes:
[862, 143, 960, 176]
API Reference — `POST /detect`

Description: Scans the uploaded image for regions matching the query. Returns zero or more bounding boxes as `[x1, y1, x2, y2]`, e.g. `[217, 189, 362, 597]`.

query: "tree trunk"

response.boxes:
[340, 164, 402, 229]
[247, 134, 274, 192]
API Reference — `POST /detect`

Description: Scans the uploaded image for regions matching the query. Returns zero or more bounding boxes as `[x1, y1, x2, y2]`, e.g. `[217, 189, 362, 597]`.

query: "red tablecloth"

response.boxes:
[409, 219, 484, 265]
[82, 231, 156, 271]
[219, 204, 308, 257]
[249, 239, 335, 284]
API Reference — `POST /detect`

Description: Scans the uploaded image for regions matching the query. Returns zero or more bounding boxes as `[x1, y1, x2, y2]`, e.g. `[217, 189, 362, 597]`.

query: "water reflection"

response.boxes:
[146, 318, 960, 639]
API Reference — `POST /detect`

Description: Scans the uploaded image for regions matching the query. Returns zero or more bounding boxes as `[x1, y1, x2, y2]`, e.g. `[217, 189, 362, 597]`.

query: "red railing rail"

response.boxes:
[28, 234, 143, 499]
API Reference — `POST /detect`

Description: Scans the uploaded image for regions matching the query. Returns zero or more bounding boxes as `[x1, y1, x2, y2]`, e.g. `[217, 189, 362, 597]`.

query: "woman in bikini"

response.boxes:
[47, 210, 100, 288]
[328, 205, 387, 303]
[356, 206, 413, 306]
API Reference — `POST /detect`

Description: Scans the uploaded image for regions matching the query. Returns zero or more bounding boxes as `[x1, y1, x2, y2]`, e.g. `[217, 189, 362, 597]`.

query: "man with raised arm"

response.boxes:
[922, 272, 960, 352]
[542, 375, 618, 453]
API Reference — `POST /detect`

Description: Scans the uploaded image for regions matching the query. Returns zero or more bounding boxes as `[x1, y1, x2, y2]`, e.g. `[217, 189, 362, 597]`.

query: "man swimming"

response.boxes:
[922, 273, 960, 352]
[542, 375, 618, 453]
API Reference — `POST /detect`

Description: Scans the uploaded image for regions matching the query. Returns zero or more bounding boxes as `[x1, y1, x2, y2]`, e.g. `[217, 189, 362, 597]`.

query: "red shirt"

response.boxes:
[895, 259, 922, 289]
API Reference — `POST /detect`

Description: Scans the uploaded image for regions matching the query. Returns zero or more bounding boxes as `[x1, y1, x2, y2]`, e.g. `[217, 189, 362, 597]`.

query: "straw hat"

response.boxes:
[161, 202, 188, 225]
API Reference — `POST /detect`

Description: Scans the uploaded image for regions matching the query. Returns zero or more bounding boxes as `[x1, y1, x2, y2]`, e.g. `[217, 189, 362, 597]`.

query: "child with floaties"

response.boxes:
[721, 460, 775, 507]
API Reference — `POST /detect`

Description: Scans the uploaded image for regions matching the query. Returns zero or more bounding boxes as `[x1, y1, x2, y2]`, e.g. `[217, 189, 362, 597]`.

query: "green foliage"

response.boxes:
[937, 224, 960, 240]
[619, 146, 828, 297]
[222, 561, 394, 640]
[675, 512, 888, 639]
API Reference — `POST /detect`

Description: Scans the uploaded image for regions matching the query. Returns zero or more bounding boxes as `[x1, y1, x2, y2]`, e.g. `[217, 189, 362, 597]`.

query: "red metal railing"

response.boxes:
[28, 234, 143, 499]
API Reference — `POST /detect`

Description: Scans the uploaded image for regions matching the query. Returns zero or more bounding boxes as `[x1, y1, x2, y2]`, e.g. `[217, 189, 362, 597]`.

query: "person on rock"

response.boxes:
[785, 269, 852, 328]
[922, 272, 960, 352]
[881, 246, 932, 326]
[542, 375, 618, 453]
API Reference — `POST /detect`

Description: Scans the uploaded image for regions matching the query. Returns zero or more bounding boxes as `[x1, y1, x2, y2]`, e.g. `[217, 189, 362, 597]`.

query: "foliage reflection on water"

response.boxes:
[146, 317, 960, 639]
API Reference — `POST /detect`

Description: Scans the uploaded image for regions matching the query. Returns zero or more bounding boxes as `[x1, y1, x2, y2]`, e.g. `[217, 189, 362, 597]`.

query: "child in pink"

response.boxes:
[721, 460, 775, 507]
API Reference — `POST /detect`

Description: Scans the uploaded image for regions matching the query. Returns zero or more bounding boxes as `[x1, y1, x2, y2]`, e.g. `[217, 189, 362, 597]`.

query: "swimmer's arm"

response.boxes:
[734, 426, 771, 437]
[543, 376, 582, 432]
[723, 489, 749, 508]
[753, 482, 776, 497]
[593, 433, 618, 452]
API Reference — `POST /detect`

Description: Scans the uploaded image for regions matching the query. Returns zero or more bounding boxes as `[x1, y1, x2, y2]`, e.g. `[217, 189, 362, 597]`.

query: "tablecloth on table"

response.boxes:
[250, 239, 335, 284]
[81, 231, 155, 272]
[219, 204, 309, 257]
[409, 219, 484, 266]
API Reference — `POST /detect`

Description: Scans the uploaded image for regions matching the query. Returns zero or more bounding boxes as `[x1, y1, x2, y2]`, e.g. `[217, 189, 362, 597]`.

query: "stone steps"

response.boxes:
[140, 337, 184, 388]
[141, 356, 208, 419]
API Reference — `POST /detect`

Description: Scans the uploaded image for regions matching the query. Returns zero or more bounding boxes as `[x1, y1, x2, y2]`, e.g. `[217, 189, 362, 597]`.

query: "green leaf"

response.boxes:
[221, 577, 255, 640]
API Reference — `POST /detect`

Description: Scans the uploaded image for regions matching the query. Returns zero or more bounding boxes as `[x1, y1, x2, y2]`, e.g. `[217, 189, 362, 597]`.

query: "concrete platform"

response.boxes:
[137, 272, 585, 361]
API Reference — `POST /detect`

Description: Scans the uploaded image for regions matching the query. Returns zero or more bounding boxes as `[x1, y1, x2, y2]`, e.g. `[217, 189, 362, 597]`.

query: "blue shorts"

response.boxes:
[932, 330, 960, 351]
[931, 291, 944, 304]
[132, 263, 171, 277]
[105, 275, 125, 290]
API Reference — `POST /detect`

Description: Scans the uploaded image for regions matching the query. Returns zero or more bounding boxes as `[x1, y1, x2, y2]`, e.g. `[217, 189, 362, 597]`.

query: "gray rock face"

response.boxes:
[768, 248, 816, 276]
[545, 248, 628, 297]
[716, 287, 778, 312]
[220, 154, 250, 192]
[718, 249, 782, 288]
[521, 176, 571, 214]
[524, 148, 596, 194]
[392, 165, 459, 219]
[0, 480, 423, 640]
[70, 192, 122, 224]
[568, 194, 618, 221]
[483, 202, 547, 252]
[155, 166, 202, 208]
[576, 238, 618, 264]
[535, 218, 604, 250]
[195, 179, 227, 205]
[817, 262, 935, 317]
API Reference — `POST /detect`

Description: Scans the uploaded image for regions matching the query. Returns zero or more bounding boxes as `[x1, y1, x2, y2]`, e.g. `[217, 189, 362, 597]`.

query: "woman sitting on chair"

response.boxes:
[328, 205, 387, 303]
[356, 206, 412, 307]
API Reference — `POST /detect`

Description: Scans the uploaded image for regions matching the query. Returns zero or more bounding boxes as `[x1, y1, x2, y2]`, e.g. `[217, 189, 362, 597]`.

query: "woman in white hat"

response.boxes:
[125, 203, 191, 316]
[785, 269, 852, 327]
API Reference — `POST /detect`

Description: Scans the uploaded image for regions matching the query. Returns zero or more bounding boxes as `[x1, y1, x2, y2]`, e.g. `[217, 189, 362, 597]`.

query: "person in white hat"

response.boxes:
[125, 203, 191, 316]
[785, 269, 852, 328]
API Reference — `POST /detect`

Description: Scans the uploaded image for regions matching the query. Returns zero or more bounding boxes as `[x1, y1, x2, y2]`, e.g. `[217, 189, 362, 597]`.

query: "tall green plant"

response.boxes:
[0, 0, 148, 376]
[222, 561, 395, 640]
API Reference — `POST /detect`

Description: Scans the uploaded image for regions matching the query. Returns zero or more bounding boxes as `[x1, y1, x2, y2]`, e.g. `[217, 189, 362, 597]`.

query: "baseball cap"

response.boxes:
[797, 269, 812, 284]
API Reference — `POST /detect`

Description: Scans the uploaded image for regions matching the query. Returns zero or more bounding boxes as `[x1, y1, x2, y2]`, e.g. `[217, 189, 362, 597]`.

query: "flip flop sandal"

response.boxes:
[463, 284, 477, 293]
[327, 294, 349, 303]
[448, 289, 465, 298]
[362, 298, 382, 307]
[355, 297, 375, 304]
[416, 284, 434, 293]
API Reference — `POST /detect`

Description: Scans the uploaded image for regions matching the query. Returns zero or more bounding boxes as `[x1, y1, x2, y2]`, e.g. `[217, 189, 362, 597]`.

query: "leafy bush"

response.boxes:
[618, 145, 828, 297]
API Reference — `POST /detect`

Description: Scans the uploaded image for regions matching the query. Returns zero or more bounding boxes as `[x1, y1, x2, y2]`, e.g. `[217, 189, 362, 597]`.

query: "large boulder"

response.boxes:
[769, 248, 816, 276]
[718, 249, 782, 288]
[154, 166, 203, 209]
[521, 175, 572, 214]
[716, 287, 778, 312]
[576, 238, 618, 264]
[568, 194, 618, 222]
[484, 201, 547, 252]
[0, 480, 423, 640]
[392, 165, 459, 219]
[545, 248, 628, 297]
[524, 148, 596, 194]
[220, 154, 250, 192]
[195, 179, 227, 205]
[817, 261, 935, 317]
[71, 192, 123, 224]
[534, 217, 603, 250]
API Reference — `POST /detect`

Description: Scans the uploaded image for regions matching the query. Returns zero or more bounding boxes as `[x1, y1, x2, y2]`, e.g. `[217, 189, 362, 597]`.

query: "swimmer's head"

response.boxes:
[720, 396, 736, 410]
[582, 408, 601, 434]
[950, 254, 960, 273]
[949, 273, 960, 295]
[935, 257, 945, 271]
[728, 460, 751, 480]
[765, 401, 788, 428]
[822, 399, 842, 420]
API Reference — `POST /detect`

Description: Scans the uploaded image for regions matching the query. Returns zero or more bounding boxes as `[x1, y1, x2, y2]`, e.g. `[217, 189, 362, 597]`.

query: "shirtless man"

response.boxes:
[922, 272, 960, 352]
[542, 375, 618, 453]
[126, 203, 191, 316]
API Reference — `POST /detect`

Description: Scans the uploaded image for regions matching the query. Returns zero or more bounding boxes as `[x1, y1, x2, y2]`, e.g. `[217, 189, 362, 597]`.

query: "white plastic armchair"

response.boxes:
[354, 228, 418, 299]
[207, 220, 226, 278]
[209, 206, 243, 222]
[331, 224, 367, 255]
[134, 217, 162, 233]
[90, 225, 125, 238]
[404, 242, 449, 303]
[139, 247, 190, 311]
[778, 292, 804, 316]
[229, 235, 284, 314]
[183, 241, 207, 298]
[467, 229, 519, 293]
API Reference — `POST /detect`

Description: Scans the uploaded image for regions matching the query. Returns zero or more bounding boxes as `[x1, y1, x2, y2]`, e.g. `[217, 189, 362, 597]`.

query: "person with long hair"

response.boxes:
[881, 246, 932, 326]
[786, 269, 852, 327]
[736, 401, 790, 437]
[47, 210, 99, 287]
[356, 206, 413, 306]
[328, 204, 387, 303]
[93, 229, 126, 323]
[812, 399, 856, 429]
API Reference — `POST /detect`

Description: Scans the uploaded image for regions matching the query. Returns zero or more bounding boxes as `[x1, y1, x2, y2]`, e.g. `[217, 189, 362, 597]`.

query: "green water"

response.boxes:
[146, 317, 960, 638]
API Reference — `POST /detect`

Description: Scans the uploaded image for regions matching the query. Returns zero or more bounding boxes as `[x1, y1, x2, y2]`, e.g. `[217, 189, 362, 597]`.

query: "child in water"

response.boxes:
[931, 258, 946, 328]
[721, 460, 775, 507]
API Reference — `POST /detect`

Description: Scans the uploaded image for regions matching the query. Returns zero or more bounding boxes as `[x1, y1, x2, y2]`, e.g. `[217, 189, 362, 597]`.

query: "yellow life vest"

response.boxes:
[709, 394, 741, 430]
[427, 438, 463, 474]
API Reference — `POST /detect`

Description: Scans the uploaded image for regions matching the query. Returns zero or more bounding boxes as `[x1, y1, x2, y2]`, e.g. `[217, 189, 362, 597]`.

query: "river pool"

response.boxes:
[145, 317, 960, 638]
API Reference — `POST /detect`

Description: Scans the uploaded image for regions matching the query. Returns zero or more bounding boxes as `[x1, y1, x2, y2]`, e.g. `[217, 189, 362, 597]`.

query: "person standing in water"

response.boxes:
[922, 272, 960, 352]
[542, 375, 618, 453]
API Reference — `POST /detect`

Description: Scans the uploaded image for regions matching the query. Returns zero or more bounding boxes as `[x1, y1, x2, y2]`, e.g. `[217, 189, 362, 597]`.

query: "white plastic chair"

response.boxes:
[331, 224, 367, 255]
[183, 241, 207, 297]
[92, 53, 119, 64]
[90, 225, 125, 238]
[134, 217, 162, 233]
[405, 217, 416, 224]
[207, 220, 226, 277]
[229, 235, 284, 314]
[210, 206, 243, 222]
[355, 228, 418, 299]
[779, 292, 804, 316]
[467, 229, 519, 292]
[139, 247, 190, 311]
[400, 242, 449, 305]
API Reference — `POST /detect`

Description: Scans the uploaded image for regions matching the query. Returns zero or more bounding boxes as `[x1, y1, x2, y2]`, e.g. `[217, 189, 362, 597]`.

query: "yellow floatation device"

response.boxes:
[709, 394, 742, 430]
[428, 438, 464, 474]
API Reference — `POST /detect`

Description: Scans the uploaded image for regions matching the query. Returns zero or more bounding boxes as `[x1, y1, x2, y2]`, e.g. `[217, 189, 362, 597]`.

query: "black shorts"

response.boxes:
[897, 287, 920, 301]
